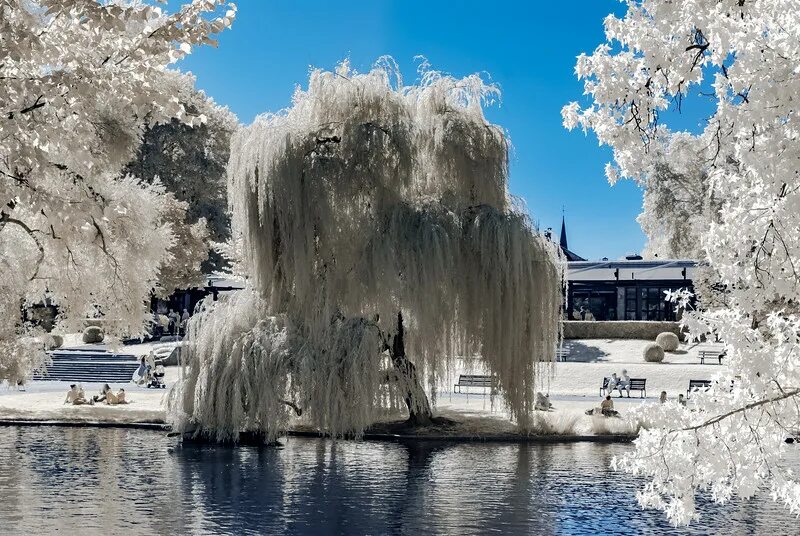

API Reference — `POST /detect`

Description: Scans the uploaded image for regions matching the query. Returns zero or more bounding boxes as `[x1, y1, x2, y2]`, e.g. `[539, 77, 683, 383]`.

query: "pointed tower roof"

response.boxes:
[557, 211, 586, 261]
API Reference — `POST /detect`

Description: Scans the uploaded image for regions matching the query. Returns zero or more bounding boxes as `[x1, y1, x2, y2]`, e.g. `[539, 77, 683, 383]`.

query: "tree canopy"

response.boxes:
[170, 60, 563, 443]
[564, 0, 800, 525]
[0, 0, 235, 382]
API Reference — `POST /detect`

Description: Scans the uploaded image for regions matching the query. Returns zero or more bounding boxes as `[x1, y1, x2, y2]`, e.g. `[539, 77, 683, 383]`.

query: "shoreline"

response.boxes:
[0, 418, 638, 443]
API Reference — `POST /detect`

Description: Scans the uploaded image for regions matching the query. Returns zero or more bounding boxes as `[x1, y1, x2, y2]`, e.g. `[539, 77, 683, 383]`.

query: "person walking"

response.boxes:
[180, 308, 190, 335]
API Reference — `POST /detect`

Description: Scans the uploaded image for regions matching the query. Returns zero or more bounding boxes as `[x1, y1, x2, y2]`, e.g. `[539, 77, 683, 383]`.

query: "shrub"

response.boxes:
[82, 326, 104, 344]
[643, 342, 665, 362]
[656, 331, 679, 352]
[591, 416, 639, 436]
[43, 334, 63, 349]
[532, 413, 580, 435]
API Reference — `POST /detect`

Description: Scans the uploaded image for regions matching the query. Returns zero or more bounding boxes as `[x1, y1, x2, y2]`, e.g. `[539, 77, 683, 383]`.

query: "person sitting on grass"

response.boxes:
[92, 384, 112, 403]
[105, 388, 130, 405]
[600, 395, 619, 417]
[659, 391, 667, 403]
[534, 391, 553, 411]
[678, 394, 687, 406]
[64, 384, 93, 405]
[584, 395, 620, 417]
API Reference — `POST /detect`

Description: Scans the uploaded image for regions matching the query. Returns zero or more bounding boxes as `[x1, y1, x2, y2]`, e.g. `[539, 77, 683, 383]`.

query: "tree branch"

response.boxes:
[0, 212, 45, 280]
[677, 388, 800, 432]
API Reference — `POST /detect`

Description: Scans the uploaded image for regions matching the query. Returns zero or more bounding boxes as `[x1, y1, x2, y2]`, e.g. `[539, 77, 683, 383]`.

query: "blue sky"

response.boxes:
[177, 0, 647, 261]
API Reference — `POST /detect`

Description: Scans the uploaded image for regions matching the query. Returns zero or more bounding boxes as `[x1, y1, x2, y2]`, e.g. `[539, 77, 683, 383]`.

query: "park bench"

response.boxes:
[687, 379, 712, 397]
[554, 343, 573, 361]
[453, 374, 495, 394]
[599, 377, 647, 398]
[697, 346, 725, 365]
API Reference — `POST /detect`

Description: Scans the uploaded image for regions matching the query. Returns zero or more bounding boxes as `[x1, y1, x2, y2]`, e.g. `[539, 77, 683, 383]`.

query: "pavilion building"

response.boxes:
[553, 217, 697, 321]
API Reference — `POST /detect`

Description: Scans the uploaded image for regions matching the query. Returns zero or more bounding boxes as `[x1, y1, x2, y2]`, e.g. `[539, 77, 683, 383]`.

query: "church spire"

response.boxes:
[559, 207, 568, 251]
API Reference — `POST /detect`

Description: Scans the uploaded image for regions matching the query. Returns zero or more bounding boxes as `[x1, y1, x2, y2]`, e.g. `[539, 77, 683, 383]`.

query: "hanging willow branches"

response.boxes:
[169, 59, 563, 443]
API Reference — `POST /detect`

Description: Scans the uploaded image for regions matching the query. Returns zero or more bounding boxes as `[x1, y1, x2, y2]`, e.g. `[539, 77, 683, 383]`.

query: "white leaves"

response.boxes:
[0, 0, 236, 377]
[566, 0, 800, 526]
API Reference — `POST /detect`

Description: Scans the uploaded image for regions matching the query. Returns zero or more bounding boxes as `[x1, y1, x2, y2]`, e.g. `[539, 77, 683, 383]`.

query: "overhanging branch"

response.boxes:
[0, 212, 45, 280]
[676, 388, 800, 433]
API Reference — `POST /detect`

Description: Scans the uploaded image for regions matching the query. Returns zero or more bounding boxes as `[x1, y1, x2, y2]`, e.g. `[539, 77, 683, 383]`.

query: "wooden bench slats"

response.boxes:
[599, 377, 647, 398]
[698, 349, 725, 365]
[687, 379, 712, 397]
[454, 374, 495, 393]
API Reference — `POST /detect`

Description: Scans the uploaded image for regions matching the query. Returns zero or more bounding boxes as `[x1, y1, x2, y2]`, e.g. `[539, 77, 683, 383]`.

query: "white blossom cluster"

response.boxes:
[564, 0, 800, 525]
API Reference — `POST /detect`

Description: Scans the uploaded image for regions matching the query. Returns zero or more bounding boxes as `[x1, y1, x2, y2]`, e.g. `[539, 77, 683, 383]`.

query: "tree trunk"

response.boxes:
[389, 311, 433, 426]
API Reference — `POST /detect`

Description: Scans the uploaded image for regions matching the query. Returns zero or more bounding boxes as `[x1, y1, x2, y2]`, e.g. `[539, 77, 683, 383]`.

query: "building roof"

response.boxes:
[567, 259, 698, 282]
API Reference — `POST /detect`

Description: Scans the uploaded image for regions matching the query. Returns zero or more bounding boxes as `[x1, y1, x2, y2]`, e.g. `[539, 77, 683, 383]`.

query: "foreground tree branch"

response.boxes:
[677, 389, 800, 433]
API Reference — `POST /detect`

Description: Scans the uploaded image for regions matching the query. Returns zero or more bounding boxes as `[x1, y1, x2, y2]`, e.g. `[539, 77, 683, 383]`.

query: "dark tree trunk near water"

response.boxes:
[389, 311, 433, 426]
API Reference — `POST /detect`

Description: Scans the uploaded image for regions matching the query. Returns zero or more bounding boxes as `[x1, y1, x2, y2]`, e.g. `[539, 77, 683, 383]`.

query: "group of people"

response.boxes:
[64, 384, 128, 406]
[156, 308, 190, 337]
[571, 305, 596, 321]
[64, 350, 159, 407]
[586, 390, 686, 417]
[604, 370, 632, 397]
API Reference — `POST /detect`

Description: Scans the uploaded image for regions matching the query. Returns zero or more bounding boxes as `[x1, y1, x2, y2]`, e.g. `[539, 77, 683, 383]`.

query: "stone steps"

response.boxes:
[34, 351, 141, 382]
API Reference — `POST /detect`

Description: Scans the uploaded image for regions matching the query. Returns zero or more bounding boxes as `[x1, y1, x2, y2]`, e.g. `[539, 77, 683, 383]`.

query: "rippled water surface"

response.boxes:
[0, 426, 798, 535]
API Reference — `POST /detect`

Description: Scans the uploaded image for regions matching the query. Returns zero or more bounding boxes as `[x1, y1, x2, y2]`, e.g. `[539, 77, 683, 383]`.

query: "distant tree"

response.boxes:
[124, 74, 239, 275]
[155, 193, 210, 298]
[169, 61, 563, 443]
[564, 0, 800, 525]
[638, 134, 721, 260]
[0, 0, 235, 383]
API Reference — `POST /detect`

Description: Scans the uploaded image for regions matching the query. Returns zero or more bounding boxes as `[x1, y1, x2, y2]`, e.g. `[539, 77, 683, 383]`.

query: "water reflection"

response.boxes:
[0, 427, 797, 535]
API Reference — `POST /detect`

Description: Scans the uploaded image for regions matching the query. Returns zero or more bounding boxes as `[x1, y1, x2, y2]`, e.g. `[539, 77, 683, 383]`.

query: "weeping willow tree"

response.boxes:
[169, 59, 563, 443]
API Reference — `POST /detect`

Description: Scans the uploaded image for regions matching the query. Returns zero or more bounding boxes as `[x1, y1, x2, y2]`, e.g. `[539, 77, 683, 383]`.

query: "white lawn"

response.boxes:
[0, 337, 726, 435]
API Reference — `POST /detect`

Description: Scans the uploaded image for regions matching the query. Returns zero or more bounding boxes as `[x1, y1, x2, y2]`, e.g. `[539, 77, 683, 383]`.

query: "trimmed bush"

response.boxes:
[643, 342, 665, 363]
[656, 331, 679, 352]
[563, 320, 682, 340]
[43, 334, 63, 349]
[82, 326, 104, 344]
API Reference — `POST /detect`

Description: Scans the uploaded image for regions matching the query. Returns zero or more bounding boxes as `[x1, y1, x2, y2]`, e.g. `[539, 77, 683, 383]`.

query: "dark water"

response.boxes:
[0, 427, 797, 535]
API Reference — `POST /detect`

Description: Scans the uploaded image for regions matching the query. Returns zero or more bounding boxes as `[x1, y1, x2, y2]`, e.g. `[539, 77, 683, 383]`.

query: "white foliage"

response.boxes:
[169, 291, 295, 443]
[564, 0, 800, 525]
[173, 59, 563, 439]
[0, 0, 235, 380]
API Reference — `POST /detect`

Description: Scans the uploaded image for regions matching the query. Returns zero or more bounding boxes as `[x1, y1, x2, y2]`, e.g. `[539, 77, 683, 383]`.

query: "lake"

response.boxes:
[0, 426, 796, 535]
